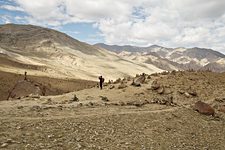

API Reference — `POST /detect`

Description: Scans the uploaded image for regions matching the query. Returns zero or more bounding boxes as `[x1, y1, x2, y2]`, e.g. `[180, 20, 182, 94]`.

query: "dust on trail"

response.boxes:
[0, 71, 225, 150]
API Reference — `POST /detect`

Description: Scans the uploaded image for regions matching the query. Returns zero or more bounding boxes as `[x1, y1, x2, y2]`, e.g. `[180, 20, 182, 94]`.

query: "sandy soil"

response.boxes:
[0, 71, 225, 149]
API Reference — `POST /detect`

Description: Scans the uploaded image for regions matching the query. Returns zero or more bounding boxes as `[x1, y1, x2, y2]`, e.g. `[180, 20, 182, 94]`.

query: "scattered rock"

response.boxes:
[17, 106, 24, 109]
[218, 105, 225, 113]
[151, 96, 175, 106]
[86, 96, 94, 100]
[171, 70, 176, 75]
[118, 101, 126, 106]
[108, 80, 113, 84]
[161, 71, 169, 75]
[215, 97, 225, 103]
[100, 96, 109, 102]
[134, 92, 145, 96]
[114, 78, 121, 84]
[151, 81, 160, 90]
[6, 139, 13, 144]
[126, 76, 132, 81]
[1, 143, 8, 148]
[178, 90, 185, 94]
[77, 103, 83, 107]
[131, 80, 141, 87]
[43, 98, 54, 105]
[147, 75, 151, 79]
[118, 83, 127, 89]
[109, 85, 115, 89]
[29, 94, 41, 99]
[157, 87, 164, 94]
[193, 101, 215, 116]
[132, 74, 146, 86]
[88, 102, 94, 106]
[188, 91, 197, 97]
[70, 94, 79, 102]
[30, 105, 42, 112]
[184, 92, 191, 98]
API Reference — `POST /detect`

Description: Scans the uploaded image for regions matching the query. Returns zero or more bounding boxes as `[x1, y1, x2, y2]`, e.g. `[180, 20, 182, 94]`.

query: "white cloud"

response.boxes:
[0, 15, 12, 24]
[7, 0, 225, 52]
[0, 5, 24, 11]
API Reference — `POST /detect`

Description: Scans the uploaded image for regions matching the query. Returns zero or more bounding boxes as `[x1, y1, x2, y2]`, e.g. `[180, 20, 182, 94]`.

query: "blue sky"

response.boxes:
[1, 0, 225, 53]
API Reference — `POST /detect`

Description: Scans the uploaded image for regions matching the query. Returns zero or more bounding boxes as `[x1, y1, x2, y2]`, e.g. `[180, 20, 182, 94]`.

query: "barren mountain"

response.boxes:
[95, 43, 225, 72]
[0, 24, 163, 81]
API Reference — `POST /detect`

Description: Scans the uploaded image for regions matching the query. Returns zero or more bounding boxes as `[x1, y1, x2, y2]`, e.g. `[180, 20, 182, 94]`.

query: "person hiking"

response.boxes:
[99, 76, 104, 90]
[24, 71, 27, 80]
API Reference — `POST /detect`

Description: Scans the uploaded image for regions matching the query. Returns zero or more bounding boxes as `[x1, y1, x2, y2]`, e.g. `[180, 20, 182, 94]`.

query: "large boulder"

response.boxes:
[193, 101, 215, 116]
[7, 80, 46, 100]
[134, 75, 146, 84]
[151, 80, 160, 90]
[131, 75, 146, 87]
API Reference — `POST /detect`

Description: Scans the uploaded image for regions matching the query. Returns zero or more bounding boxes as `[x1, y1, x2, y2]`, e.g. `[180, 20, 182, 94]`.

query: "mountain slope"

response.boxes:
[95, 43, 225, 72]
[0, 24, 164, 81]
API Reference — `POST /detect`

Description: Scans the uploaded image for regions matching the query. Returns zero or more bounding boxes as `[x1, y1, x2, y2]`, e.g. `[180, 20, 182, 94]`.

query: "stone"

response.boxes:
[133, 74, 146, 84]
[30, 94, 41, 99]
[218, 105, 225, 113]
[151, 81, 160, 90]
[157, 87, 164, 94]
[114, 78, 121, 84]
[184, 92, 191, 98]
[131, 81, 141, 87]
[118, 84, 127, 89]
[178, 90, 185, 94]
[8, 80, 46, 100]
[109, 85, 115, 89]
[30, 105, 42, 112]
[193, 101, 215, 116]
[17, 106, 24, 109]
[188, 91, 197, 97]
[147, 75, 151, 79]
[1, 143, 8, 148]
[71, 95, 79, 102]
[100, 96, 109, 102]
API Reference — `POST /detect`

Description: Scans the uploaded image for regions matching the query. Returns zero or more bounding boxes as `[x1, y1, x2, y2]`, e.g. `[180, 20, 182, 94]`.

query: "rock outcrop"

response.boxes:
[193, 101, 215, 116]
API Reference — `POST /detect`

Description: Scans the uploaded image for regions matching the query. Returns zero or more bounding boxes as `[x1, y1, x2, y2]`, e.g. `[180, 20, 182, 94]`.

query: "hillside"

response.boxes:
[0, 24, 164, 81]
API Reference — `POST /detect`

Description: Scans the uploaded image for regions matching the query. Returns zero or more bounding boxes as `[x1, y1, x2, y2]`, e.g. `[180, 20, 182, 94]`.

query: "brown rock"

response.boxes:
[188, 91, 197, 97]
[131, 80, 141, 87]
[151, 81, 160, 90]
[118, 83, 127, 89]
[134, 75, 146, 84]
[184, 92, 191, 98]
[100, 96, 109, 102]
[193, 101, 215, 116]
[109, 85, 115, 89]
[157, 87, 164, 94]
[7, 80, 46, 100]
[114, 78, 121, 84]
[218, 105, 225, 113]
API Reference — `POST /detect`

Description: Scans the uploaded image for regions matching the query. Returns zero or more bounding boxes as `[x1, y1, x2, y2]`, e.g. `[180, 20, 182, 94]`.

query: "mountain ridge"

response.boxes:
[95, 43, 225, 72]
[0, 24, 164, 81]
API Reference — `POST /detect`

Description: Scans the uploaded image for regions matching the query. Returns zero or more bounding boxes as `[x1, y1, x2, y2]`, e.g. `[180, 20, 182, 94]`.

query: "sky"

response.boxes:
[0, 0, 225, 53]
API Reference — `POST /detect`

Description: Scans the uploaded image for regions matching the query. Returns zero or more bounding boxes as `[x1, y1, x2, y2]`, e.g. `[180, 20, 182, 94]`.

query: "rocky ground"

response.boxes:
[0, 71, 225, 149]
